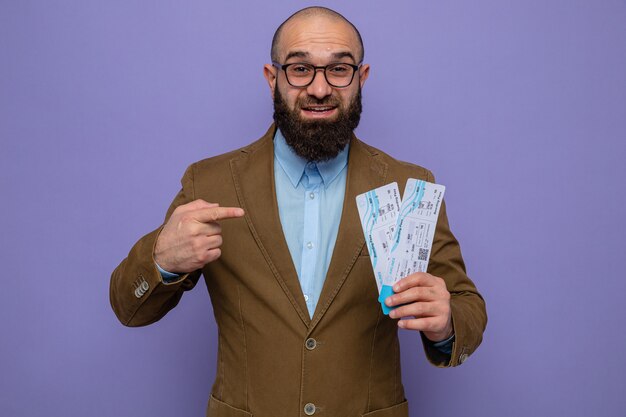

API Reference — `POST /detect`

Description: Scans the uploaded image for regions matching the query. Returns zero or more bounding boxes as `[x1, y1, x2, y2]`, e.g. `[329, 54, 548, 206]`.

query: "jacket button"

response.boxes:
[304, 403, 316, 415]
[305, 338, 317, 350]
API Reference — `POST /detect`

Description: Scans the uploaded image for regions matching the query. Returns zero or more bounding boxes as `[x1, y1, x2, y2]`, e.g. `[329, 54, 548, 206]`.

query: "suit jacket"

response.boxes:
[110, 125, 487, 417]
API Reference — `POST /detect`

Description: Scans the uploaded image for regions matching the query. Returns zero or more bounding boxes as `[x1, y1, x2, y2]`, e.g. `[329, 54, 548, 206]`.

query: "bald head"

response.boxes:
[271, 7, 364, 63]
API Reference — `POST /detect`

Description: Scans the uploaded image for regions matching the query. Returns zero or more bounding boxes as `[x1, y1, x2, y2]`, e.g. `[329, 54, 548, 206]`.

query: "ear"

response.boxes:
[358, 64, 370, 89]
[263, 64, 277, 99]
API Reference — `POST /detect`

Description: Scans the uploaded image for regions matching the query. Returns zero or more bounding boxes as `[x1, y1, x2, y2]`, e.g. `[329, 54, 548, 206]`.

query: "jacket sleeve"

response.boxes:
[421, 169, 488, 367]
[109, 165, 203, 327]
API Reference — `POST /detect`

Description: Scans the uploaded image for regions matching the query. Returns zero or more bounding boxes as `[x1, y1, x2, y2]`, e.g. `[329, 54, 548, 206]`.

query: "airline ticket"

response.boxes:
[355, 182, 401, 292]
[356, 179, 445, 314]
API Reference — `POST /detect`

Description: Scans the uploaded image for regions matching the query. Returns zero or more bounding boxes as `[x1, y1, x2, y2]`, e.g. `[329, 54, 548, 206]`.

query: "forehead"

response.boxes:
[277, 16, 360, 63]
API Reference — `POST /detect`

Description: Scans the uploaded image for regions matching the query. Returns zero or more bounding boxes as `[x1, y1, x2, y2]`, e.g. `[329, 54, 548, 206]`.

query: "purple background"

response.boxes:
[1, 1, 625, 416]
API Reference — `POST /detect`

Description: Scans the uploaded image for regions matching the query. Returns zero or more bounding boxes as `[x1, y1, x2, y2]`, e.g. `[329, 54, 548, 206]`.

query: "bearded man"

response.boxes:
[110, 6, 486, 417]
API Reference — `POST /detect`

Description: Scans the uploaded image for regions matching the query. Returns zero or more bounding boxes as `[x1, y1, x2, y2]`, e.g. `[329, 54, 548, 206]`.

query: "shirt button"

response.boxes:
[305, 338, 317, 350]
[306, 242, 313, 250]
[304, 403, 316, 415]
[304, 294, 309, 302]
[309, 192, 315, 199]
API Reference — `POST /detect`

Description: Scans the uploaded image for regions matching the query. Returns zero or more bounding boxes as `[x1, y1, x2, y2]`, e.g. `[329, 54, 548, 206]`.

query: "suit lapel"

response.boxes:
[309, 137, 388, 330]
[230, 125, 311, 327]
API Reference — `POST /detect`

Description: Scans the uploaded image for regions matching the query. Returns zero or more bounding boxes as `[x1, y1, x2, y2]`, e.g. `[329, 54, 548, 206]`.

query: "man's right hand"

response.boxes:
[153, 199, 245, 274]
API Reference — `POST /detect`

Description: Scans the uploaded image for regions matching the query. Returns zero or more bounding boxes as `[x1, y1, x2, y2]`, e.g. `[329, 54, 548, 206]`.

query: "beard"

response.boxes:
[273, 88, 362, 162]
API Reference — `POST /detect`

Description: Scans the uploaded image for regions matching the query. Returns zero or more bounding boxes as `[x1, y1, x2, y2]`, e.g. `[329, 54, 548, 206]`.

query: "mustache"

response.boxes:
[297, 96, 341, 107]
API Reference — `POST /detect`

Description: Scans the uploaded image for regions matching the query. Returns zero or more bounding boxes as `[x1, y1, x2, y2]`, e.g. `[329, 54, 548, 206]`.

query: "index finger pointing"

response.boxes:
[195, 206, 245, 223]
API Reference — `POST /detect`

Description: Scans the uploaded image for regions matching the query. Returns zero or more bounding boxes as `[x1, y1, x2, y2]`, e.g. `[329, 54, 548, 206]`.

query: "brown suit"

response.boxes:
[110, 125, 487, 417]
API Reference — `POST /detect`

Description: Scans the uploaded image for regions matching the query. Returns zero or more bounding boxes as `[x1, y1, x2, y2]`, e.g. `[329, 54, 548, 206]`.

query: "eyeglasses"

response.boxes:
[273, 62, 360, 88]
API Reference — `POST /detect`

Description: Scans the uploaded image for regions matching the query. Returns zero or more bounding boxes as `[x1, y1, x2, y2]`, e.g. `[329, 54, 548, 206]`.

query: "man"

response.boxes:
[110, 7, 486, 417]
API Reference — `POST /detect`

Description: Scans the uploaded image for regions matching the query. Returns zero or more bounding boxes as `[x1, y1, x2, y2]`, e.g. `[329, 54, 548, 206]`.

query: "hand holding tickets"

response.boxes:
[154, 199, 245, 274]
[356, 179, 453, 341]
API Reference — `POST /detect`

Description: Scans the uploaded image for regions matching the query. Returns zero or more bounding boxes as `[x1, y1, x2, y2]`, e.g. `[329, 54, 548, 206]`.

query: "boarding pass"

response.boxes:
[356, 179, 446, 314]
[355, 182, 402, 293]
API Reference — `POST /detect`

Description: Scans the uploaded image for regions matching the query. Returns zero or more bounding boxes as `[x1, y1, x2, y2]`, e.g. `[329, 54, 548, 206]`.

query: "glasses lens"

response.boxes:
[325, 64, 355, 87]
[285, 64, 315, 87]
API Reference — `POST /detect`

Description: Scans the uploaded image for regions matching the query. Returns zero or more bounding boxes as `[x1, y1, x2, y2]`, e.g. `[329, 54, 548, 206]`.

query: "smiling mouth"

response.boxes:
[301, 105, 338, 115]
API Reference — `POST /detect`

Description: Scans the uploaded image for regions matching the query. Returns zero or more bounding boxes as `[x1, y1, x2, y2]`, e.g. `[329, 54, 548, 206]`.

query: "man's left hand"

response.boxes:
[385, 272, 453, 342]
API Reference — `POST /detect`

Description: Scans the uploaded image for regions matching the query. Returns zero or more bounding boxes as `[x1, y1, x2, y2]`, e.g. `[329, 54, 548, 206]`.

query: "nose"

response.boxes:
[306, 68, 333, 100]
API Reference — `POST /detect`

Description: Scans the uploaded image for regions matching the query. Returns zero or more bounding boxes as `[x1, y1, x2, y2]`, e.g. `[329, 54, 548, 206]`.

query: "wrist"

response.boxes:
[423, 321, 454, 343]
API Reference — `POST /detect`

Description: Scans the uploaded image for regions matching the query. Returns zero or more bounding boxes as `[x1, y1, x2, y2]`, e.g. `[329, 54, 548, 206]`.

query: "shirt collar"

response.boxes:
[274, 129, 350, 188]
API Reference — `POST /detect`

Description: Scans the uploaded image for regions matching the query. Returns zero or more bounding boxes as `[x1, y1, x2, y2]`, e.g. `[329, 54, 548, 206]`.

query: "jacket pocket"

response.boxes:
[207, 395, 253, 417]
[361, 400, 408, 417]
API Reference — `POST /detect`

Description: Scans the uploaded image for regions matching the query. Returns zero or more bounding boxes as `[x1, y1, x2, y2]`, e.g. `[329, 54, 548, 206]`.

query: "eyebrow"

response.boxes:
[284, 51, 310, 61]
[283, 50, 357, 63]
[331, 51, 356, 62]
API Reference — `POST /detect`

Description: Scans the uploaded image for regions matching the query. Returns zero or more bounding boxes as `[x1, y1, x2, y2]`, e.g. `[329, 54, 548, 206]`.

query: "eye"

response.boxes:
[328, 64, 350, 74]
[289, 64, 312, 75]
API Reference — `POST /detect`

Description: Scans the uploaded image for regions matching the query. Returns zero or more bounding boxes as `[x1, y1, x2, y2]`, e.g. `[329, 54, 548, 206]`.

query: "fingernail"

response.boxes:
[385, 297, 393, 306]
[393, 285, 399, 292]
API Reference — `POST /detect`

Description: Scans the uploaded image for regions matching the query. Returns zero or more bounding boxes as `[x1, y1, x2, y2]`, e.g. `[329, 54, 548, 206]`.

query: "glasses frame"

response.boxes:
[272, 62, 361, 88]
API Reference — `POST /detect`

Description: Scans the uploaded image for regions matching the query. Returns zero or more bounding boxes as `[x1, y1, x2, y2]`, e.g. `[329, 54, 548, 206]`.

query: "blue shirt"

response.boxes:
[273, 129, 348, 318]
